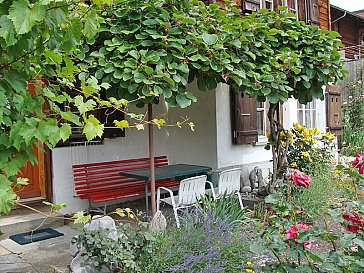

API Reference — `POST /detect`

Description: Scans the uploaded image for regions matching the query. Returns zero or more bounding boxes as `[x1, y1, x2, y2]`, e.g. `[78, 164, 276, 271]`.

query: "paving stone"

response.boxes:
[0, 245, 11, 256]
[0, 253, 37, 273]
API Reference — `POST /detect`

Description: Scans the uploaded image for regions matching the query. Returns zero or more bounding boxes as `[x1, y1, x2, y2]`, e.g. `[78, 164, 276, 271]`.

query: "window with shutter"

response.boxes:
[326, 85, 342, 135]
[231, 88, 258, 145]
[242, 0, 261, 13]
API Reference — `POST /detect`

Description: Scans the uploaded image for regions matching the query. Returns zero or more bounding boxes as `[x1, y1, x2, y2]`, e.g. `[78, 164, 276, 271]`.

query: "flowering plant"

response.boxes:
[289, 170, 311, 188]
[342, 211, 364, 233]
[352, 152, 364, 175]
[286, 124, 335, 173]
[285, 222, 313, 249]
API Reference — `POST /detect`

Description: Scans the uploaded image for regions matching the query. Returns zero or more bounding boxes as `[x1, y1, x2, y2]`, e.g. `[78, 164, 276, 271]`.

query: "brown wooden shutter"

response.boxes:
[307, 0, 320, 26]
[231, 89, 258, 144]
[297, 0, 307, 22]
[273, 0, 284, 12]
[242, 0, 261, 13]
[326, 85, 342, 136]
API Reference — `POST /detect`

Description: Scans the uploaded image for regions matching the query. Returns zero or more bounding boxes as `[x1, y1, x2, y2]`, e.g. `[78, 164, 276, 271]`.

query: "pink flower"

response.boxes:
[352, 153, 364, 174]
[289, 170, 311, 188]
[285, 222, 313, 249]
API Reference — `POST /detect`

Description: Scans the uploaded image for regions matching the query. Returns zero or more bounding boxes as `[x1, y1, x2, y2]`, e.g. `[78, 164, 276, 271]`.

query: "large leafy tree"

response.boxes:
[0, 0, 345, 213]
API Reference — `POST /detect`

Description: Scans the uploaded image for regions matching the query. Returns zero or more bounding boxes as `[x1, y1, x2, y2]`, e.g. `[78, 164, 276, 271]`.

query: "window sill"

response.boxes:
[254, 136, 268, 146]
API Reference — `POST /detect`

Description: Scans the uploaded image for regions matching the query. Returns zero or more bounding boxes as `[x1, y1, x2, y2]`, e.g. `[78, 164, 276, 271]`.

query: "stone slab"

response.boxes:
[0, 253, 37, 273]
[0, 245, 11, 256]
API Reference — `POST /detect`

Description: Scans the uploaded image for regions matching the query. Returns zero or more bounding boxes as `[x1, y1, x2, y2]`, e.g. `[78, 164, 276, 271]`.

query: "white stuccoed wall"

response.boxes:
[52, 83, 327, 213]
[52, 83, 218, 214]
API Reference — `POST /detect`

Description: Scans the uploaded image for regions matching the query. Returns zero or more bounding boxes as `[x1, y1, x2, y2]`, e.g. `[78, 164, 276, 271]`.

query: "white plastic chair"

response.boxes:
[157, 175, 213, 228]
[207, 168, 244, 210]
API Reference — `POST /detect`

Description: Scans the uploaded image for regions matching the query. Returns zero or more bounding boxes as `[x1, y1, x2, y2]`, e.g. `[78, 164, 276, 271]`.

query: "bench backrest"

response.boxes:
[73, 156, 168, 199]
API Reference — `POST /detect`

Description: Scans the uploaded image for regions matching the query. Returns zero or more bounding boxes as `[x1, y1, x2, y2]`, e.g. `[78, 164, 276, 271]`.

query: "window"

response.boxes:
[297, 100, 317, 128]
[56, 89, 125, 146]
[261, 0, 273, 10]
[256, 101, 267, 140]
[283, 0, 298, 15]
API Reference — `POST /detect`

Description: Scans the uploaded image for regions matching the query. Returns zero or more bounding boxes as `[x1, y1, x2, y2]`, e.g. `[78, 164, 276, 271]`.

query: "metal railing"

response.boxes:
[342, 45, 364, 60]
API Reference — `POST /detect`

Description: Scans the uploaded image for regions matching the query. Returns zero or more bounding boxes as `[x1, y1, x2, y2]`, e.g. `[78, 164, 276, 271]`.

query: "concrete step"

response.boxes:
[0, 208, 64, 239]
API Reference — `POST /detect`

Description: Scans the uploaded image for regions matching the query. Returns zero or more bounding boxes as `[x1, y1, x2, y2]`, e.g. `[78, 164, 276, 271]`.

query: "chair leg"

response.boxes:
[156, 188, 161, 211]
[236, 191, 244, 210]
[173, 207, 180, 228]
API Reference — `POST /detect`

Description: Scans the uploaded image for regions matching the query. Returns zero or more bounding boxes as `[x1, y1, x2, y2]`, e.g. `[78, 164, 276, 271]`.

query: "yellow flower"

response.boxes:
[246, 269, 254, 273]
[309, 128, 321, 135]
[322, 132, 335, 141]
[291, 162, 298, 168]
[246, 261, 252, 266]
[301, 151, 310, 158]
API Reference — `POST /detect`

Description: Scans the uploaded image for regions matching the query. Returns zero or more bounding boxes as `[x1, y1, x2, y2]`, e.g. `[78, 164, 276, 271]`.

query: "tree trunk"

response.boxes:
[267, 103, 290, 192]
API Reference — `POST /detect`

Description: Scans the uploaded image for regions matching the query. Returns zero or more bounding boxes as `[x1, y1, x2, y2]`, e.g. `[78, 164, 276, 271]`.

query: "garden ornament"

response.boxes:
[149, 210, 167, 234]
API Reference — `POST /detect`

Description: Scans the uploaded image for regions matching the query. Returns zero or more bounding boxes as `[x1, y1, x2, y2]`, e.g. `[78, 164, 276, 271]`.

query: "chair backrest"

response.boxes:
[218, 168, 241, 195]
[178, 175, 207, 206]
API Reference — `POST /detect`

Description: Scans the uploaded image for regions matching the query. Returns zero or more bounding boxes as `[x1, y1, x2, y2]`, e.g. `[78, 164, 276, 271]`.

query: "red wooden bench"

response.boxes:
[72, 156, 180, 211]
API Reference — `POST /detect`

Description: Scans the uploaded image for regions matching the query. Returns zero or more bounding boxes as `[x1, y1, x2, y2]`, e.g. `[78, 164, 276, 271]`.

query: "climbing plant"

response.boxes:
[0, 0, 346, 213]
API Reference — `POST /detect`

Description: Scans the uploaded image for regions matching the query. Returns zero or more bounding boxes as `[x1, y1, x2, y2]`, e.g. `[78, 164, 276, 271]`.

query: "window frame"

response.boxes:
[256, 101, 268, 142]
[297, 100, 317, 129]
[260, 0, 273, 10]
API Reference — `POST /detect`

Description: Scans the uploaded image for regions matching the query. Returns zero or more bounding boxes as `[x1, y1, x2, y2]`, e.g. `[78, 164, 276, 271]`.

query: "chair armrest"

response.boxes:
[157, 186, 177, 209]
[205, 181, 216, 200]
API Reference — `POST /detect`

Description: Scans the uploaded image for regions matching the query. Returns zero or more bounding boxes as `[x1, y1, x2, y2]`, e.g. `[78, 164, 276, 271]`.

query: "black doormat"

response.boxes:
[9, 228, 64, 245]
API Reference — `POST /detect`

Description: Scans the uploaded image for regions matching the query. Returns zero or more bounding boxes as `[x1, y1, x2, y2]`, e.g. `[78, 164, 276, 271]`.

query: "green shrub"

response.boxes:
[72, 222, 154, 273]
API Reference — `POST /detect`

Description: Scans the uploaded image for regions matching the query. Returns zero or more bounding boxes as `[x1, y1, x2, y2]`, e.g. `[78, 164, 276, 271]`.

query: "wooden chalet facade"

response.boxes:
[331, 5, 364, 59]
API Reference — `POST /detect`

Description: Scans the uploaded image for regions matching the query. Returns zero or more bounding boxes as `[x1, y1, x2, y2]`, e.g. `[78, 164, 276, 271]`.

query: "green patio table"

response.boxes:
[119, 164, 212, 215]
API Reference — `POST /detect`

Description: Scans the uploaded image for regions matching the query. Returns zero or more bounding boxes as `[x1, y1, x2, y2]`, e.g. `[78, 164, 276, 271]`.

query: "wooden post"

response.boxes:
[148, 103, 157, 215]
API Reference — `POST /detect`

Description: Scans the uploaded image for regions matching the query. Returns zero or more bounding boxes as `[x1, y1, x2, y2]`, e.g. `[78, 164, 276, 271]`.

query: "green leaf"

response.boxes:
[114, 120, 129, 129]
[265, 193, 281, 204]
[73, 211, 91, 225]
[176, 95, 191, 108]
[8, 0, 46, 34]
[0, 15, 17, 46]
[182, 17, 196, 25]
[74, 96, 96, 115]
[84, 10, 99, 39]
[61, 111, 81, 126]
[83, 115, 104, 141]
[202, 33, 218, 45]
[59, 124, 72, 142]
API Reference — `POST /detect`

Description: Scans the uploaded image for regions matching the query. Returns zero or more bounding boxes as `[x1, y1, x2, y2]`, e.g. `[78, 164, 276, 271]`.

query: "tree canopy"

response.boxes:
[0, 0, 346, 213]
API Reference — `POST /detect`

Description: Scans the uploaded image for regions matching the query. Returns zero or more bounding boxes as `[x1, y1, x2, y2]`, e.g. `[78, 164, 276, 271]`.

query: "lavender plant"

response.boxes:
[143, 210, 261, 273]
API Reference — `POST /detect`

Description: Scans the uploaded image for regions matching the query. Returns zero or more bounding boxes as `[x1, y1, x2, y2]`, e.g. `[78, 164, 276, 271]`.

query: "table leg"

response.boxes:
[145, 180, 149, 215]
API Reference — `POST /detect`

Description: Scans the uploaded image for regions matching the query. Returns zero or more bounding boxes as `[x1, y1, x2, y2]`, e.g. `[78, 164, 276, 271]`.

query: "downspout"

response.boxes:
[331, 10, 347, 28]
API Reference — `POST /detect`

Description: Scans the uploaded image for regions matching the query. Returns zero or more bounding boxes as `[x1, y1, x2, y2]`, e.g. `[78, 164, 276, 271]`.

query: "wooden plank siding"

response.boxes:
[319, 0, 329, 30]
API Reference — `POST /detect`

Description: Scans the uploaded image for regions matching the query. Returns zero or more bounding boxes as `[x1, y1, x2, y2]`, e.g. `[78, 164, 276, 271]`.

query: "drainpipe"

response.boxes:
[331, 10, 347, 28]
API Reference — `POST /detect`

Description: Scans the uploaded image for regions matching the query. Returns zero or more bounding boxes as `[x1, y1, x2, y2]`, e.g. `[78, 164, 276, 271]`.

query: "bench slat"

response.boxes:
[72, 156, 176, 204]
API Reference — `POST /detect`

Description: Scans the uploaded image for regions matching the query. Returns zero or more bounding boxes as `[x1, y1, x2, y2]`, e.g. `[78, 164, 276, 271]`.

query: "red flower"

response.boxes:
[289, 170, 311, 188]
[342, 212, 364, 233]
[352, 153, 364, 174]
[285, 222, 313, 249]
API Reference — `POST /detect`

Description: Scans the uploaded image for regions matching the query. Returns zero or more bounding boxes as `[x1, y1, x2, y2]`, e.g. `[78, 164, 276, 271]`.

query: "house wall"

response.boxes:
[52, 83, 218, 214]
[215, 84, 272, 183]
[319, 0, 330, 30]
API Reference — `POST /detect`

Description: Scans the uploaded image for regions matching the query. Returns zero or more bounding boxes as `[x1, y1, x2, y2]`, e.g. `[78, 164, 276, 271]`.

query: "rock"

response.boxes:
[149, 211, 167, 234]
[84, 215, 118, 241]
